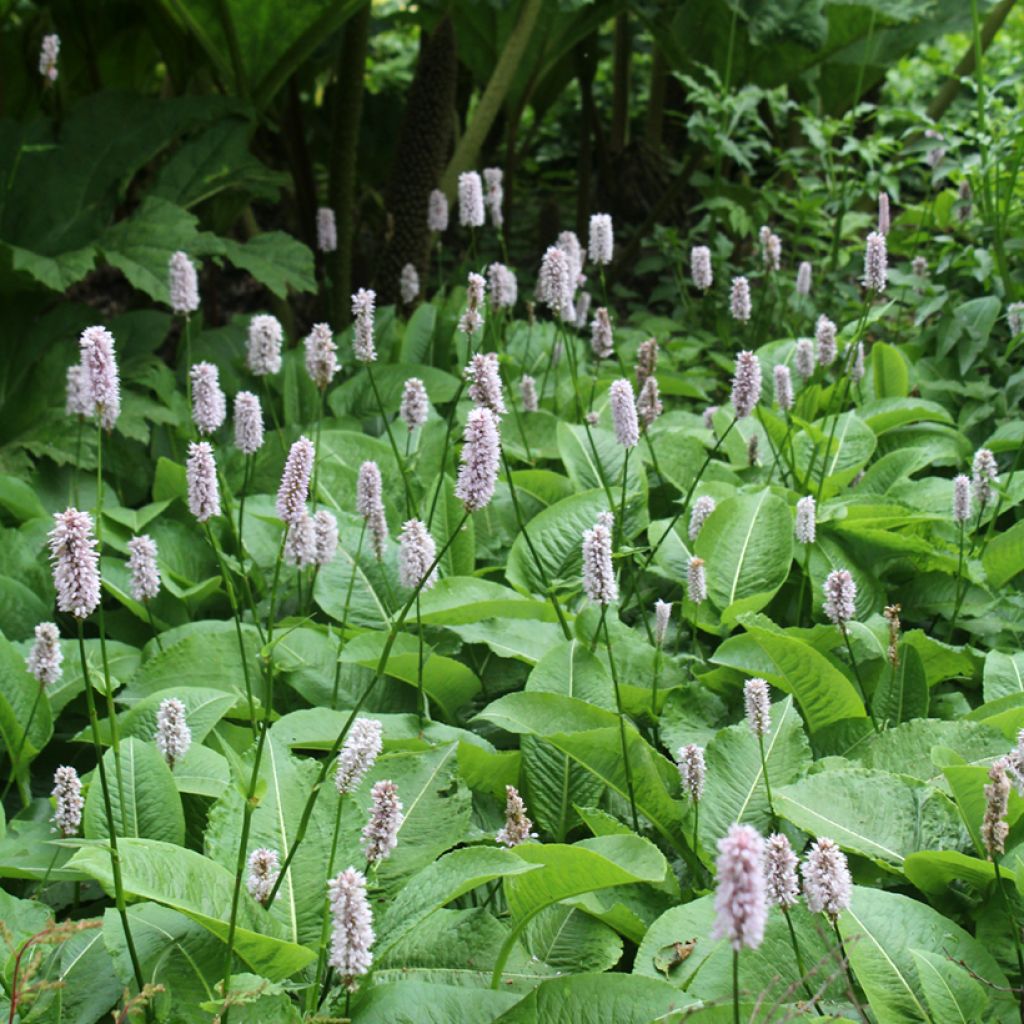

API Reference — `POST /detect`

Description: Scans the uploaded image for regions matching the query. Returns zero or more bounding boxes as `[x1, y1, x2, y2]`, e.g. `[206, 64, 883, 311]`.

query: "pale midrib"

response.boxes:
[845, 906, 931, 1022]
[735, 700, 791, 823]
[726, 492, 767, 605]
[779, 796, 902, 862]
[266, 740, 299, 942]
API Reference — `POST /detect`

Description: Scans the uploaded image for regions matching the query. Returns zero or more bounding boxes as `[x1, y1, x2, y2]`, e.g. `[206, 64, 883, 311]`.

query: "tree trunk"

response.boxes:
[375, 16, 458, 303]
[645, 45, 668, 148]
[610, 13, 630, 154]
[328, 1, 372, 322]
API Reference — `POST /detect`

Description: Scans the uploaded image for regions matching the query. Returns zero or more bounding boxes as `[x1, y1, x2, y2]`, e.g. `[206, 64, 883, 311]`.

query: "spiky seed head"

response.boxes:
[795, 495, 816, 545]
[953, 474, 972, 525]
[588, 213, 613, 265]
[79, 326, 121, 431]
[496, 785, 537, 847]
[691, 245, 713, 292]
[276, 437, 315, 526]
[711, 824, 767, 951]
[317, 207, 338, 252]
[581, 516, 617, 605]
[731, 351, 762, 419]
[483, 167, 504, 228]
[689, 496, 716, 542]
[335, 718, 384, 795]
[764, 833, 800, 909]
[304, 323, 338, 391]
[190, 362, 227, 436]
[39, 34, 59, 81]
[186, 442, 220, 522]
[351, 288, 377, 363]
[398, 519, 438, 591]
[400, 378, 429, 430]
[400, 263, 420, 306]
[972, 448, 998, 509]
[774, 364, 793, 412]
[246, 315, 284, 376]
[52, 765, 82, 837]
[247, 848, 280, 905]
[487, 262, 518, 309]
[877, 191, 890, 235]
[233, 391, 265, 456]
[49, 509, 101, 619]
[127, 535, 161, 603]
[464, 352, 506, 416]
[328, 868, 375, 990]
[744, 678, 771, 737]
[283, 513, 317, 569]
[609, 378, 639, 449]
[427, 189, 448, 233]
[794, 338, 814, 380]
[982, 761, 1011, 858]
[155, 697, 191, 769]
[802, 837, 852, 919]
[823, 569, 856, 628]
[519, 375, 539, 413]
[815, 316, 837, 367]
[654, 599, 671, 647]
[590, 307, 614, 359]
[26, 622, 63, 686]
[168, 251, 200, 316]
[313, 510, 339, 567]
[66, 362, 93, 418]
[677, 744, 705, 802]
[863, 230, 888, 293]
[458, 171, 485, 228]
[688, 557, 707, 605]
[637, 377, 663, 428]
[730, 277, 752, 323]
[455, 406, 501, 512]
[362, 779, 403, 865]
[795, 261, 812, 296]
[538, 245, 574, 321]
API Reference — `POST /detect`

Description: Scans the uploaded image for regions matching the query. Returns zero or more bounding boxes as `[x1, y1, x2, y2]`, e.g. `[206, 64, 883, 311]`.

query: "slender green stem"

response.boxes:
[309, 797, 346, 1012]
[1, 686, 43, 805]
[757, 732, 776, 823]
[264, 511, 471, 906]
[841, 626, 878, 732]
[77, 625, 146, 998]
[332, 521, 367, 707]
[651, 646, 662, 719]
[312, 391, 325, 512]
[619, 419, 736, 619]
[691, 800, 700, 860]
[832, 918, 866, 1022]
[500, 450, 571, 639]
[183, 315, 192, 429]
[367, 363, 416, 519]
[73, 416, 82, 507]
[261, 376, 286, 455]
[948, 521, 968, 640]
[782, 906, 818, 1008]
[427, 380, 467, 528]
[993, 858, 1024, 1002]
[598, 609, 639, 832]
[415, 594, 427, 725]
[732, 949, 740, 1024]
[978, 444, 1022, 560]
[145, 603, 164, 653]
[205, 523, 258, 735]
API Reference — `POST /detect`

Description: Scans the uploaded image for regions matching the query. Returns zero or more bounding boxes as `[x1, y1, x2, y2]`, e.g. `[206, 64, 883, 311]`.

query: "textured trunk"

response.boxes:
[645, 45, 667, 148]
[328, 1, 371, 322]
[375, 17, 458, 304]
[609, 13, 630, 154]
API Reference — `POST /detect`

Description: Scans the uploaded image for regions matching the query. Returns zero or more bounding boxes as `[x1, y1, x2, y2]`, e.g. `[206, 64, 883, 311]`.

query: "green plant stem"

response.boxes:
[732, 949, 740, 1024]
[832, 918, 866, 1022]
[500, 450, 571, 639]
[757, 732, 776, 824]
[1, 686, 43, 806]
[309, 796, 345, 1012]
[597, 608, 639, 832]
[264, 511, 471, 907]
[73, 416, 82, 507]
[691, 800, 700, 859]
[841, 626, 878, 732]
[367, 364, 416, 519]
[145, 603, 163, 653]
[77, 624, 146, 999]
[426, 380, 466, 529]
[979, 443, 1023, 560]
[183, 315, 192, 426]
[220, 662, 274, 1012]
[205, 523, 258, 735]
[416, 594, 428, 725]
[782, 906, 818, 1008]
[651, 646, 662, 719]
[311, 391, 325, 512]
[993, 858, 1024, 1004]
[948, 521, 968, 640]
[261, 376, 286, 455]
[619, 418, 736, 619]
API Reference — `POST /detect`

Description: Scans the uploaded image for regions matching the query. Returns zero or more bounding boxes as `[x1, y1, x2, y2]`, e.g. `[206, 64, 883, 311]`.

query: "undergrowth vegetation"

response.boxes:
[1, 2, 1024, 1023]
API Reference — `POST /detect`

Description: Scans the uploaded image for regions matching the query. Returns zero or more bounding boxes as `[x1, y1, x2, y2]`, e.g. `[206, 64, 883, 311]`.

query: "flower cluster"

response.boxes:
[496, 785, 537, 847]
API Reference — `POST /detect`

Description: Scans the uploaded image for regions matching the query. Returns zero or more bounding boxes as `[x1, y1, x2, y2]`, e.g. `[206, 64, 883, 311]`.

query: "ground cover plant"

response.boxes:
[1, 1, 1024, 1022]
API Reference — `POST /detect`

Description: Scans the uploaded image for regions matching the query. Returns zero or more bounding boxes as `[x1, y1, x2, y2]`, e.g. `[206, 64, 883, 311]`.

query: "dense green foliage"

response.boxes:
[1, 1, 1024, 1022]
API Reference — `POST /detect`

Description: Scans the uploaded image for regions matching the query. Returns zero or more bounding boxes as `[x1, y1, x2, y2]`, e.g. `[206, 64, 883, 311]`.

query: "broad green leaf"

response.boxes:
[339, 631, 481, 717]
[860, 398, 952, 434]
[725, 625, 867, 731]
[83, 686, 239, 747]
[376, 847, 541, 958]
[506, 836, 667, 926]
[984, 520, 1024, 588]
[635, 895, 839, 1003]
[840, 886, 1014, 1024]
[694, 490, 793, 623]
[216, 232, 315, 298]
[68, 839, 315, 980]
[700, 697, 810, 858]
[506, 488, 647, 596]
[873, 644, 928, 727]
[871, 341, 910, 398]
[792, 412, 877, 496]
[904, 850, 1005, 898]
[83, 737, 185, 845]
[911, 948, 989, 1024]
[0, 638, 52, 779]
[775, 767, 963, 867]
[477, 691, 620, 736]
[983, 651, 1024, 703]
[493, 972, 696, 1023]
[942, 764, 1024, 856]
[416, 577, 557, 625]
[353, 981, 519, 1023]
[428, 473, 476, 578]
[523, 905, 622, 974]
[556, 422, 647, 498]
